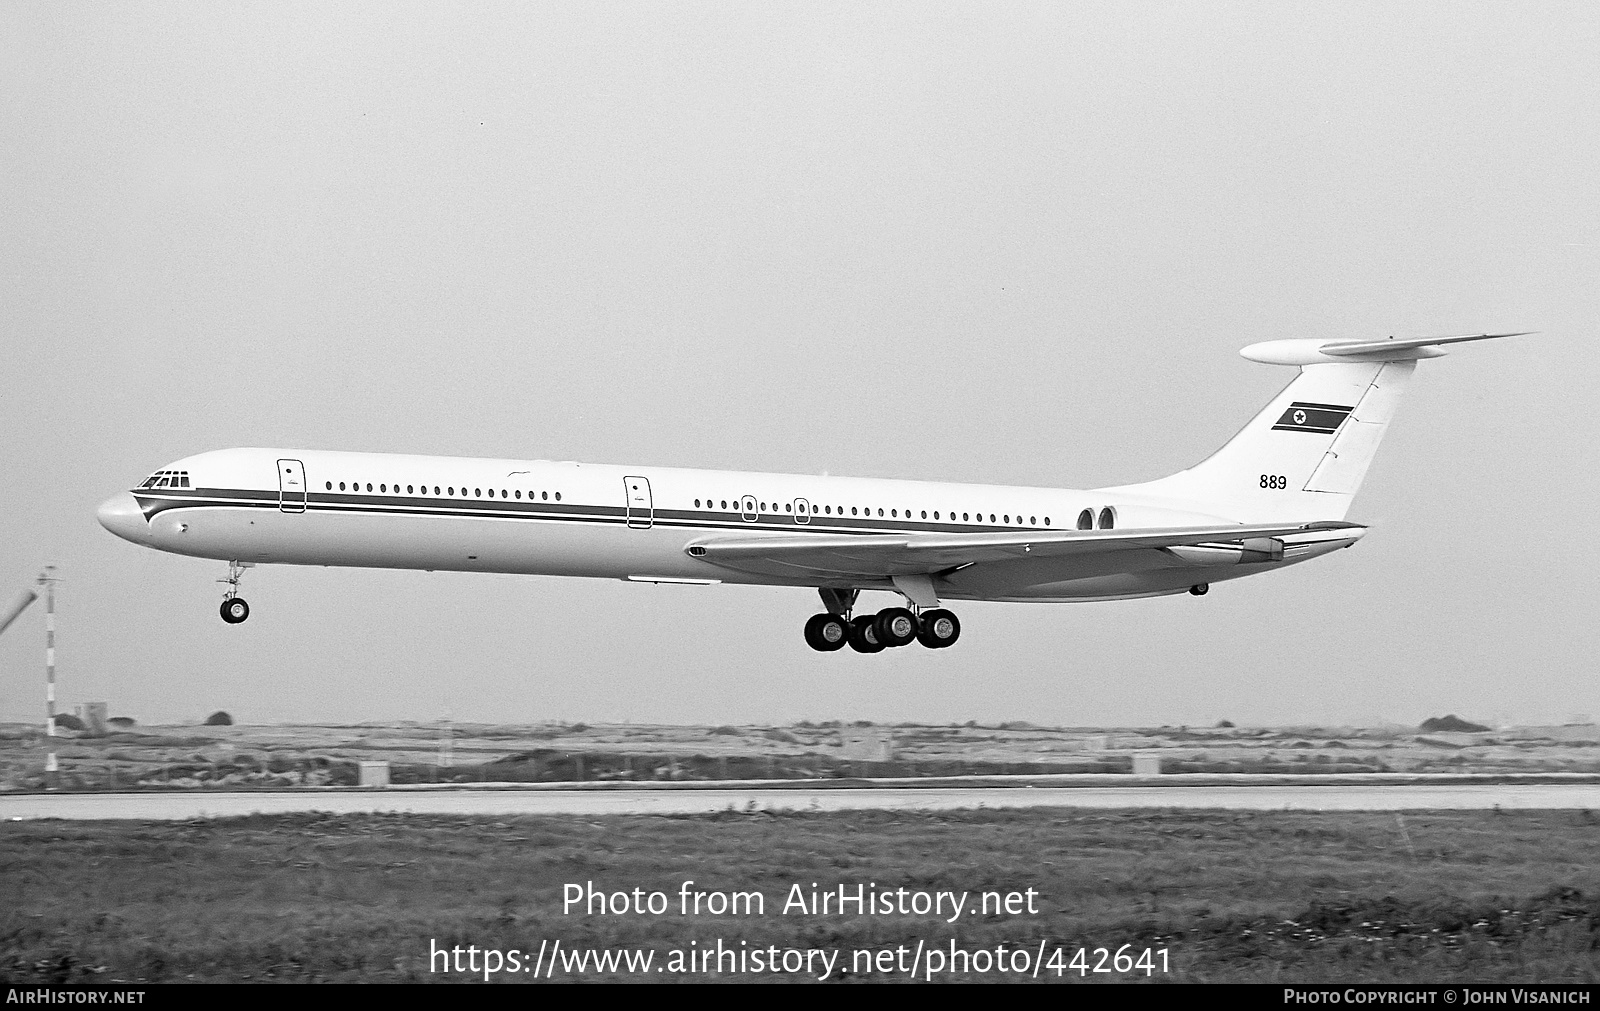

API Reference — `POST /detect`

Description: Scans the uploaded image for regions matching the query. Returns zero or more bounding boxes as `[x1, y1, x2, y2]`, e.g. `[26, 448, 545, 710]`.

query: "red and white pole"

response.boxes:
[38, 567, 58, 786]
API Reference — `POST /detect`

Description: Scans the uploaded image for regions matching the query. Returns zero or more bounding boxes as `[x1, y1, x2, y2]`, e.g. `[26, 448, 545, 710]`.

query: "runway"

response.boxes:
[6, 782, 1600, 820]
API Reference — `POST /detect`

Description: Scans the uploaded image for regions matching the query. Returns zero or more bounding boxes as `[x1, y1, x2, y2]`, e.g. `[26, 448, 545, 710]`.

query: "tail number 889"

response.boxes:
[1260, 474, 1288, 490]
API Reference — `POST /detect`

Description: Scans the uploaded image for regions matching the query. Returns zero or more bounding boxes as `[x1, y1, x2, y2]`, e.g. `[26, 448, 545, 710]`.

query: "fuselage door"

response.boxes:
[277, 459, 307, 514]
[793, 497, 811, 524]
[740, 495, 758, 522]
[624, 476, 653, 529]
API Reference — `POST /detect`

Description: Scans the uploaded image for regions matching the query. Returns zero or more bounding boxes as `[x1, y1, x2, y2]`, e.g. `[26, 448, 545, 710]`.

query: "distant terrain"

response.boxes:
[3, 719, 1599, 791]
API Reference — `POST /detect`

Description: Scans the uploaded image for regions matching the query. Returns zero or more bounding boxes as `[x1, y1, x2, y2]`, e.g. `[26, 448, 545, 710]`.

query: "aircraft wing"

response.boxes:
[685, 521, 1365, 581]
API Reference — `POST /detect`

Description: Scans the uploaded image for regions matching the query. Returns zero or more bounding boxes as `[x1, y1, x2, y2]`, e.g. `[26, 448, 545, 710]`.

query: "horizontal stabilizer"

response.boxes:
[1241, 331, 1532, 366]
[1319, 331, 1535, 357]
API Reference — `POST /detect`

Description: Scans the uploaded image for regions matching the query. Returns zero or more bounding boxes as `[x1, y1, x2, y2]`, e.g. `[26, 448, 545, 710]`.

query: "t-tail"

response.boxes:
[1106, 332, 1531, 524]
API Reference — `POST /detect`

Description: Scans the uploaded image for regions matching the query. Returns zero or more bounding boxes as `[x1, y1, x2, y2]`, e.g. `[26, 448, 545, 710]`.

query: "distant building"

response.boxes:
[75, 702, 109, 736]
[839, 727, 894, 762]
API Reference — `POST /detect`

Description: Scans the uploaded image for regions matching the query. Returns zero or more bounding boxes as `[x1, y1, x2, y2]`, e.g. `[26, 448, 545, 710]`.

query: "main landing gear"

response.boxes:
[218, 561, 252, 624]
[804, 590, 961, 653]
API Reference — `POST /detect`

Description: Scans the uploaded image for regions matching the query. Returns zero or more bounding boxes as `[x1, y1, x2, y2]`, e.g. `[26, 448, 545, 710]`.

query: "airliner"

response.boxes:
[97, 333, 1524, 652]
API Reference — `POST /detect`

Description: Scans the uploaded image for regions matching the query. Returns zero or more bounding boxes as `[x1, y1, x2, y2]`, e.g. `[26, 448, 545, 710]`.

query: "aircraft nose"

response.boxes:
[97, 493, 149, 543]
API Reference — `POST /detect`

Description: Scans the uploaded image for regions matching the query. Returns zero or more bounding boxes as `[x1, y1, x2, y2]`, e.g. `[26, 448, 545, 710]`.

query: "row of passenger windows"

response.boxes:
[317, 479, 1107, 528]
[690, 497, 1054, 527]
[325, 481, 561, 502]
[139, 470, 190, 489]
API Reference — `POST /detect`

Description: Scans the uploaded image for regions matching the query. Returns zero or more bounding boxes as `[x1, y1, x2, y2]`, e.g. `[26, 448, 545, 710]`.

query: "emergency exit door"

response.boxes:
[277, 459, 306, 513]
[624, 476, 653, 529]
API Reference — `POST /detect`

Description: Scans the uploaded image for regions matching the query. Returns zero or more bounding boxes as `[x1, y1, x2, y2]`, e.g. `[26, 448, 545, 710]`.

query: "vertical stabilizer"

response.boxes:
[1105, 360, 1416, 523]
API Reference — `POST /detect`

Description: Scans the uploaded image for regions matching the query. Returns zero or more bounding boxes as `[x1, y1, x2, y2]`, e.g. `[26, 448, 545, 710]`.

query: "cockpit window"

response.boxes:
[139, 469, 190, 489]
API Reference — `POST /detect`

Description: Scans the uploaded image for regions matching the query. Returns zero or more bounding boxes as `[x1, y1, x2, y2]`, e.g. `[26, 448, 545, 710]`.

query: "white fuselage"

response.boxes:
[98, 447, 1351, 603]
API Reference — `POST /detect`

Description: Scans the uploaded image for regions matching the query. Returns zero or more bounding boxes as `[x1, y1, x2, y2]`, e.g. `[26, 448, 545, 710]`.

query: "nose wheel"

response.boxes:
[218, 561, 253, 624]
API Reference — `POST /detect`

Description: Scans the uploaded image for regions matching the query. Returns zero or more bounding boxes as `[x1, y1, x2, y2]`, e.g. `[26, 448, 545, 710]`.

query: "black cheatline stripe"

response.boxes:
[1270, 424, 1342, 434]
[140, 486, 1058, 532]
[135, 491, 1051, 537]
[1288, 401, 1355, 412]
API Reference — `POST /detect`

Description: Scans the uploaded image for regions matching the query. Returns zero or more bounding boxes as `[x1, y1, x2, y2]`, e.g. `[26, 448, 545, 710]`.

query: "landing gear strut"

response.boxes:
[218, 561, 253, 624]
[803, 589, 962, 653]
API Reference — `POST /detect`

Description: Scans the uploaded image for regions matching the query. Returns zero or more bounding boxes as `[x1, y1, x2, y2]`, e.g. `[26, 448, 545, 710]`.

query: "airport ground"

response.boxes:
[4, 807, 1600, 984]
[4, 720, 1599, 984]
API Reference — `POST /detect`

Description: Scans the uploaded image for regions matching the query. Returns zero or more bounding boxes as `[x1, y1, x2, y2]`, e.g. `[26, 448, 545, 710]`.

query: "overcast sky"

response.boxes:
[2, 3, 1596, 729]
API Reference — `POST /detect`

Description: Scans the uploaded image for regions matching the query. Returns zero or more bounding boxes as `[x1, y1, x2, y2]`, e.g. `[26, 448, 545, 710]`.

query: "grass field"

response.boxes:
[4, 807, 1600, 983]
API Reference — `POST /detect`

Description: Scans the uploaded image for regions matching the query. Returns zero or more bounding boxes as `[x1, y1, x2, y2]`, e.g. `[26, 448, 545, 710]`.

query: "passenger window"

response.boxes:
[448, 487, 454, 495]
[542, 492, 548, 500]
[325, 482, 332, 490]
[1030, 516, 1036, 525]
[1078, 509, 1093, 530]
[851, 507, 857, 516]
[1044, 517, 1050, 526]
[721, 500, 728, 510]
[515, 490, 520, 499]
[695, 499, 700, 507]
[339, 482, 347, 491]
[555, 493, 562, 501]
[824, 505, 831, 514]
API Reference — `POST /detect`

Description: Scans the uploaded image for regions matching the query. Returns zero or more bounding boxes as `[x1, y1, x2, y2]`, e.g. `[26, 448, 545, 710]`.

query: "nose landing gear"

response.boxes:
[218, 561, 253, 624]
